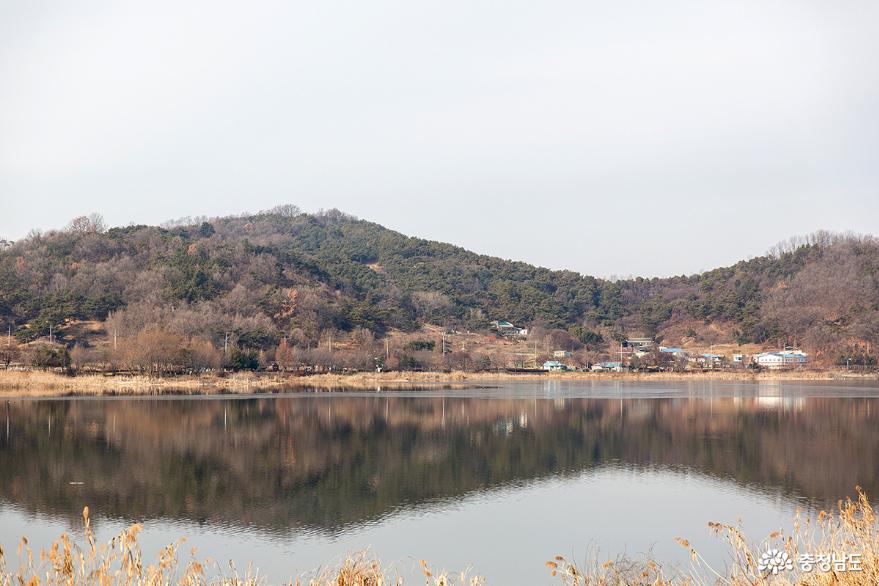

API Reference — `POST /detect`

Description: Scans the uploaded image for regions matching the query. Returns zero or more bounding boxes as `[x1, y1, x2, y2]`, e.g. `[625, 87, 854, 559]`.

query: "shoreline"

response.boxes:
[0, 368, 876, 397]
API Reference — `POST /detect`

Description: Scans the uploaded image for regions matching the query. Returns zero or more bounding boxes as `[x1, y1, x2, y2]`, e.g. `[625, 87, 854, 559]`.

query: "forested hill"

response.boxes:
[0, 207, 877, 361]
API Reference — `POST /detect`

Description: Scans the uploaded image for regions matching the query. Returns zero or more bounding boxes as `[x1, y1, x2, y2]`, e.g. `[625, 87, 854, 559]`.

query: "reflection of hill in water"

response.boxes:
[0, 395, 877, 532]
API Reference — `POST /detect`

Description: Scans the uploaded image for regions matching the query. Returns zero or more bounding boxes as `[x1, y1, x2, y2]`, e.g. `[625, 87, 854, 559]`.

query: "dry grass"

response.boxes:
[0, 369, 482, 396]
[0, 507, 483, 586]
[547, 487, 877, 585]
[0, 367, 872, 398]
[2, 490, 876, 585]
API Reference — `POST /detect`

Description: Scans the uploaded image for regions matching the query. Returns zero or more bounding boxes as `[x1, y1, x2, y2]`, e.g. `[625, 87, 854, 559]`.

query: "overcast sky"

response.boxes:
[1, 1, 877, 277]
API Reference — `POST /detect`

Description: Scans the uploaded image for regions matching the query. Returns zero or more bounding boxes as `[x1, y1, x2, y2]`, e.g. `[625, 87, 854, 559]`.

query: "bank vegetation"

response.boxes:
[0, 367, 874, 397]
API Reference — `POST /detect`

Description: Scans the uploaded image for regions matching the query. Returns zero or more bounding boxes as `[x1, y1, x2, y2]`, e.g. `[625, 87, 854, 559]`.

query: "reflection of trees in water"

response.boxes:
[0, 396, 876, 532]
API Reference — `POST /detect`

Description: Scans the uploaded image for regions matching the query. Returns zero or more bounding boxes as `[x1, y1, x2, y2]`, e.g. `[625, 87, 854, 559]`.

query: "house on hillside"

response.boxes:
[553, 350, 572, 358]
[659, 346, 688, 358]
[490, 320, 529, 338]
[625, 337, 654, 350]
[754, 350, 808, 369]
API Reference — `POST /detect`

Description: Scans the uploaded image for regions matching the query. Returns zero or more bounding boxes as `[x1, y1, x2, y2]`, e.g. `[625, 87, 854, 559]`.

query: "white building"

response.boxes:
[754, 350, 808, 369]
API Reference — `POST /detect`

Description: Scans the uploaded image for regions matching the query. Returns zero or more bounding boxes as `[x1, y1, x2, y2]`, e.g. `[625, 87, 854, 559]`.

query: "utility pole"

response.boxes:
[6, 325, 10, 348]
[224, 333, 230, 356]
[113, 329, 118, 352]
[385, 338, 389, 360]
[49, 324, 53, 345]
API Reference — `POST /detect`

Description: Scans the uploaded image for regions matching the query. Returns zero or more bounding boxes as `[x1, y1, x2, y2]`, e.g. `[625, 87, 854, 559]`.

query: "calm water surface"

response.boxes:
[1, 380, 878, 584]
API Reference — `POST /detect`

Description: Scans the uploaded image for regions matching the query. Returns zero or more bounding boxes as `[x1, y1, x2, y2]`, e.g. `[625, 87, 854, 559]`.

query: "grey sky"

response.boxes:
[1, 0, 877, 277]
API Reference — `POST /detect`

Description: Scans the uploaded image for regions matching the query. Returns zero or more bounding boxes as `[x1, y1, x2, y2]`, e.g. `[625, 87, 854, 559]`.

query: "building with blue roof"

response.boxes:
[659, 347, 687, 355]
[591, 361, 623, 372]
[543, 360, 566, 371]
[695, 352, 726, 368]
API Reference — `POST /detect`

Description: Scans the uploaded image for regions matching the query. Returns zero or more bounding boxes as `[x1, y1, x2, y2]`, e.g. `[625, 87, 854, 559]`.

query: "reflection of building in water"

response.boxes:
[756, 379, 783, 392]
[756, 395, 806, 412]
[756, 396, 782, 409]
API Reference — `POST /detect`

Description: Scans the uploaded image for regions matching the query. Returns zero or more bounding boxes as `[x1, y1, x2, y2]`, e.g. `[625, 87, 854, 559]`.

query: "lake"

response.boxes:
[1, 380, 877, 584]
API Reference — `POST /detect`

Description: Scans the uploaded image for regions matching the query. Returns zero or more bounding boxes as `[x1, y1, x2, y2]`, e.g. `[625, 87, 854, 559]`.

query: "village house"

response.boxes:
[697, 353, 724, 368]
[543, 360, 567, 371]
[591, 361, 623, 372]
[625, 337, 654, 350]
[553, 350, 573, 358]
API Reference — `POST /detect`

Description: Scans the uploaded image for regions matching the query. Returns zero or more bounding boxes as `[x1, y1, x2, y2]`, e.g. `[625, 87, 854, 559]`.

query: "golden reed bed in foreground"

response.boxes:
[0, 368, 873, 397]
[1, 490, 875, 585]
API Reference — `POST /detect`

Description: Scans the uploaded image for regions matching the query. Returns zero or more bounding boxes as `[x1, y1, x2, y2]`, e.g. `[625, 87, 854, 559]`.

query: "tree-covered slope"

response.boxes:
[0, 208, 876, 361]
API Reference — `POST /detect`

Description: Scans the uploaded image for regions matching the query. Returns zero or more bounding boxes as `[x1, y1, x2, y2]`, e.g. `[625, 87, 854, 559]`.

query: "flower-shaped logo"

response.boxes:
[758, 549, 794, 575]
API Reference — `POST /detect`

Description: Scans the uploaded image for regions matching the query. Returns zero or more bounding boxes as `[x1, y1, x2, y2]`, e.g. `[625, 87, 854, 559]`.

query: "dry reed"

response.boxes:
[0, 507, 483, 586]
[1, 489, 875, 585]
[0, 367, 870, 398]
[547, 487, 877, 585]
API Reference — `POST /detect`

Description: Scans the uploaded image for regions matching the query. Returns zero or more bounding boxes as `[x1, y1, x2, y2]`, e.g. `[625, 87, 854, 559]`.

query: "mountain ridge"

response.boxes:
[1, 207, 876, 368]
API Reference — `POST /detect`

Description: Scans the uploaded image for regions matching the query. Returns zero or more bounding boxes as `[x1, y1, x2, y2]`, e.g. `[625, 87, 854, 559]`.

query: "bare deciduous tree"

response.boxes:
[66, 213, 107, 235]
